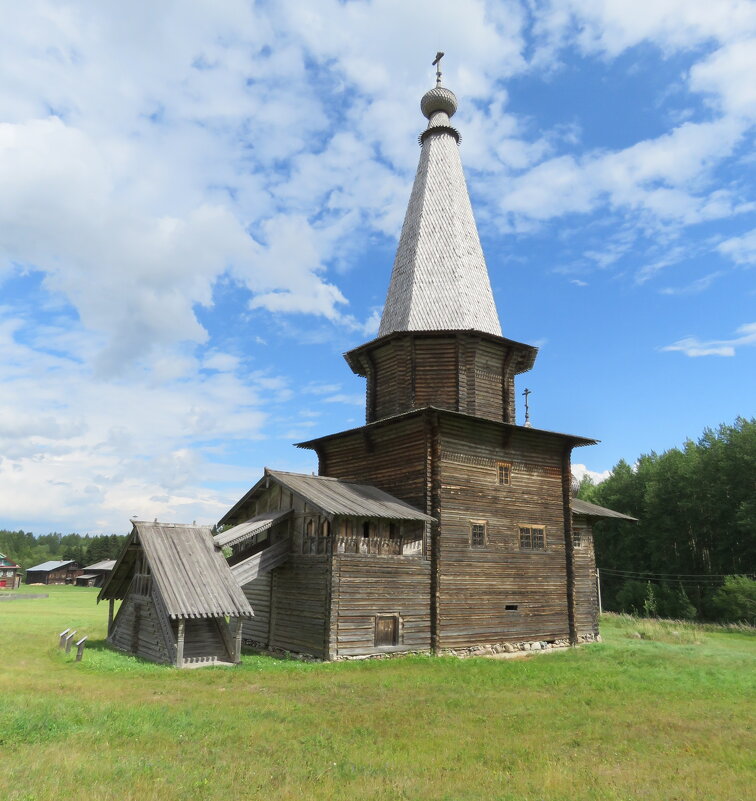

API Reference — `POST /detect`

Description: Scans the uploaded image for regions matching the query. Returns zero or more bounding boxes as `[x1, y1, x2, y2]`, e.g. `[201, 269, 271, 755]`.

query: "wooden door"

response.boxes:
[375, 616, 398, 646]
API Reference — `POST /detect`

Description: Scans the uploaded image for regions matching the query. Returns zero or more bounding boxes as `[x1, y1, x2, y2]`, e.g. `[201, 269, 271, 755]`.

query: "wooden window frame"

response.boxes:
[470, 520, 487, 549]
[496, 461, 512, 486]
[518, 524, 546, 551]
[573, 528, 583, 548]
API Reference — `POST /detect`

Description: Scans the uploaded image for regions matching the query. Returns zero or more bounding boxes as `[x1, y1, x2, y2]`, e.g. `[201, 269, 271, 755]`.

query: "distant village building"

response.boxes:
[76, 559, 117, 587]
[106, 65, 634, 665]
[0, 553, 21, 589]
[25, 560, 81, 585]
[99, 522, 252, 667]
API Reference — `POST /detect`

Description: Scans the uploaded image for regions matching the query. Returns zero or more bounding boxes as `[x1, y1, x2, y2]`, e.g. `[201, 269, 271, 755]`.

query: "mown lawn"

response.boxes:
[1, 587, 753, 801]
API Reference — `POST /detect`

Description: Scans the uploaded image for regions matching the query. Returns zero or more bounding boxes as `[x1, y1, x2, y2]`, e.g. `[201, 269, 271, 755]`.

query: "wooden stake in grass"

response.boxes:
[59, 628, 71, 648]
[75, 635, 88, 662]
[65, 631, 77, 654]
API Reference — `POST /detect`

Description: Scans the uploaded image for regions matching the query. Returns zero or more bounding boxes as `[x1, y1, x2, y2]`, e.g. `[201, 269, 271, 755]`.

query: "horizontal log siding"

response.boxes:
[372, 339, 412, 421]
[180, 619, 230, 661]
[318, 416, 429, 512]
[241, 572, 271, 645]
[109, 595, 171, 665]
[330, 555, 432, 657]
[413, 338, 457, 411]
[437, 417, 571, 647]
[270, 556, 329, 658]
[573, 521, 599, 637]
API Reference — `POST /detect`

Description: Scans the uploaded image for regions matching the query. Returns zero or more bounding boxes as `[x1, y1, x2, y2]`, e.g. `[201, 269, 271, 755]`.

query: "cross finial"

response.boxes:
[432, 52, 444, 86]
[522, 388, 532, 428]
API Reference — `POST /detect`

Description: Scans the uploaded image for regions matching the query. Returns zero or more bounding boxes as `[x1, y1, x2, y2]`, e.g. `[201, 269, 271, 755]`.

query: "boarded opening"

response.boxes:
[375, 615, 398, 647]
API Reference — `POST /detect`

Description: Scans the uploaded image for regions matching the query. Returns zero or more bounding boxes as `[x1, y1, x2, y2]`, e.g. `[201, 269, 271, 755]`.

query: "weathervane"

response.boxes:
[523, 388, 532, 428]
[432, 51, 444, 86]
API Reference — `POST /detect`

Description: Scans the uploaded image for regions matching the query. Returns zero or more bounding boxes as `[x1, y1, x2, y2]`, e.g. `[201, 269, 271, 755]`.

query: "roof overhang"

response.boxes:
[297, 406, 597, 451]
[344, 329, 537, 377]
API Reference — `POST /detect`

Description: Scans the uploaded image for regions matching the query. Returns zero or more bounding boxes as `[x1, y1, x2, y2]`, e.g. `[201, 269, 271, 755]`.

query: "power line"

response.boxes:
[599, 567, 752, 579]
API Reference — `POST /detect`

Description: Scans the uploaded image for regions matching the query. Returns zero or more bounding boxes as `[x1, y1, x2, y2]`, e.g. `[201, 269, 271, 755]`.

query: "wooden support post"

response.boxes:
[59, 628, 70, 648]
[596, 568, 603, 615]
[108, 598, 114, 636]
[233, 618, 242, 664]
[75, 636, 88, 662]
[561, 446, 578, 646]
[65, 631, 76, 653]
[176, 619, 185, 668]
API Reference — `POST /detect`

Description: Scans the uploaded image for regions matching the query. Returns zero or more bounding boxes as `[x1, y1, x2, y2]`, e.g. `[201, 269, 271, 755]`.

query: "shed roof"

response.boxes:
[99, 522, 252, 620]
[214, 509, 292, 549]
[0, 553, 20, 568]
[26, 560, 77, 572]
[84, 559, 116, 571]
[571, 498, 638, 521]
[219, 469, 435, 527]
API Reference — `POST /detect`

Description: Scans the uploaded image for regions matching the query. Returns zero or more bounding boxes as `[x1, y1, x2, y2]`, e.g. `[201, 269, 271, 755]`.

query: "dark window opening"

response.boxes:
[362, 521, 371, 538]
[388, 522, 398, 540]
[375, 615, 399, 647]
[573, 529, 582, 547]
[505, 604, 519, 611]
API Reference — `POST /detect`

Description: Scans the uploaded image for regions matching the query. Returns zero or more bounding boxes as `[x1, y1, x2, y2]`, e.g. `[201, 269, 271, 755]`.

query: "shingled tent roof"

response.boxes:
[99, 521, 252, 620]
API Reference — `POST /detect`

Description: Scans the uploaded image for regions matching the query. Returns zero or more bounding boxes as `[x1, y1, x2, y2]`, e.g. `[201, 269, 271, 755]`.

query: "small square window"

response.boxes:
[497, 462, 511, 485]
[573, 529, 582, 548]
[470, 523, 486, 548]
[519, 525, 545, 551]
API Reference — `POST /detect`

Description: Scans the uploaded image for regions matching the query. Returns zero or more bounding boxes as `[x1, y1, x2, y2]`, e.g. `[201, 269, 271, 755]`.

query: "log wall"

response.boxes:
[269, 556, 330, 658]
[241, 573, 271, 645]
[436, 416, 571, 648]
[329, 555, 431, 657]
[572, 518, 600, 638]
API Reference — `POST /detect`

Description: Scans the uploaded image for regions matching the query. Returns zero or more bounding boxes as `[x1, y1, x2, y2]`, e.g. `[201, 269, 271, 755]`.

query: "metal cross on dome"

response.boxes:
[432, 52, 444, 86]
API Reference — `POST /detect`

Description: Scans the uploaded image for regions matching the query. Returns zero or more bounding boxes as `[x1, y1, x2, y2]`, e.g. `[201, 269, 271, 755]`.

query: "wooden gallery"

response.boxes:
[100, 76, 633, 666]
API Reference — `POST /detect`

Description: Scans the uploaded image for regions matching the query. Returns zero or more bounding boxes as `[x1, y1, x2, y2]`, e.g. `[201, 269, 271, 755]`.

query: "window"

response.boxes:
[573, 529, 583, 548]
[388, 522, 398, 540]
[519, 526, 545, 550]
[505, 604, 519, 611]
[470, 522, 487, 548]
[305, 519, 313, 536]
[497, 462, 512, 485]
[321, 519, 331, 537]
[375, 615, 399, 646]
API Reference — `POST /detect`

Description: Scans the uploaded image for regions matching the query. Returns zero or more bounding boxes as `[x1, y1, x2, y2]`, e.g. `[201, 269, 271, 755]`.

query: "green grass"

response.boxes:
[1, 588, 753, 800]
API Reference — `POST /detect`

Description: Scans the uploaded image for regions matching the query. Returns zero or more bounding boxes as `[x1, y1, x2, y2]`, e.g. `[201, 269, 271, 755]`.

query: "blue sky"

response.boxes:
[1, 0, 754, 534]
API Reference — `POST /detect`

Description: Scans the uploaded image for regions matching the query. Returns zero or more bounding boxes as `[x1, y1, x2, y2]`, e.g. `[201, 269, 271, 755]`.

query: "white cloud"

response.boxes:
[572, 463, 610, 485]
[718, 228, 756, 266]
[660, 322, 756, 357]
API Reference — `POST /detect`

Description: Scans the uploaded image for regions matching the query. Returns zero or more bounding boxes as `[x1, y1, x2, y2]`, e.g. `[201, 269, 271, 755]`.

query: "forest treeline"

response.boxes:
[579, 417, 756, 624]
[0, 530, 126, 574]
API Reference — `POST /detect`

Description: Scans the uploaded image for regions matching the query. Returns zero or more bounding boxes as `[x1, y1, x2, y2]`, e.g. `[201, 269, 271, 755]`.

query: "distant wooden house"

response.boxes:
[76, 559, 117, 587]
[0, 553, 21, 589]
[99, 522, 253, 667]
[25, 560, 81, 585]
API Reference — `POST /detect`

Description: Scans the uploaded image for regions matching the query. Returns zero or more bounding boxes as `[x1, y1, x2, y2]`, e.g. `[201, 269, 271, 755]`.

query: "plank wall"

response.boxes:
[109, 594, 171, 665]
[329, 555, 432, 657]
[437, 416, 571, 647]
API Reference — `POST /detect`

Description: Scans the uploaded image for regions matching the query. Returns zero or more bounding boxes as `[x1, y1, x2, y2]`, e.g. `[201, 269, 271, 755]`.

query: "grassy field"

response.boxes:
[1, 587, 753, 801]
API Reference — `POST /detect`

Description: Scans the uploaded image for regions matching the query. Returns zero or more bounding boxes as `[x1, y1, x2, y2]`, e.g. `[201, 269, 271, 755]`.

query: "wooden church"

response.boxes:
[102, 64, 634, 666]
[212, 71, 634, 661]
